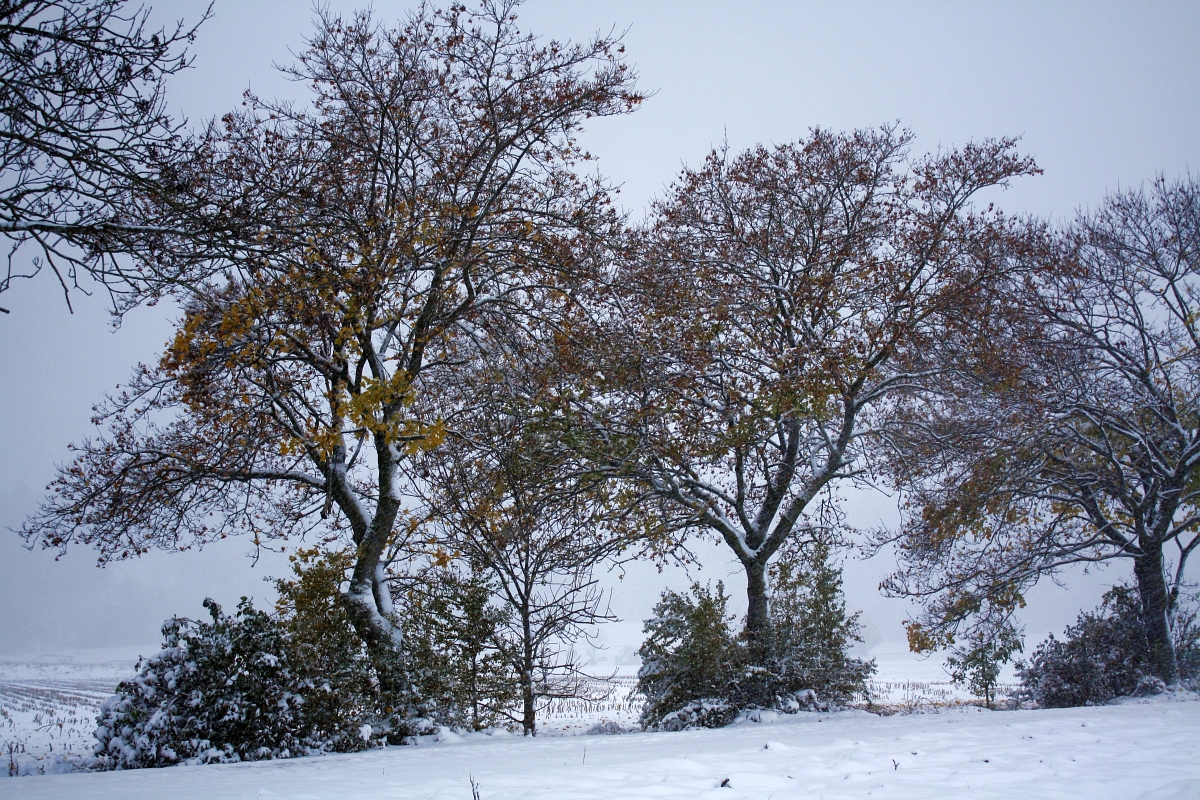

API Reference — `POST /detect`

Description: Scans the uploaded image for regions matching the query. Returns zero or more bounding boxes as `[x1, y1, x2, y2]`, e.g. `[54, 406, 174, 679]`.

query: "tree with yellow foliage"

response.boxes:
[22, 0, 640, 709]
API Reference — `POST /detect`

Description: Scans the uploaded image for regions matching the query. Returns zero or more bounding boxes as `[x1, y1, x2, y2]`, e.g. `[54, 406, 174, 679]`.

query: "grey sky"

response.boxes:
[1, 1, 1198, 658]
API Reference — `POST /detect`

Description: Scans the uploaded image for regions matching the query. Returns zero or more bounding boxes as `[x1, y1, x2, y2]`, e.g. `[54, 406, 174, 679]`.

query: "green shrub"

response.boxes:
[637, 582, 739, 729]
[93, 549, 431, 770]
[945, 623, 1022, 708]
[400, 562, 518, 730]
[1017, 585, 1198, 707]
[637, 539, 874, 730]
[93, 598, 363, 769]
[766, 538, 875, 706]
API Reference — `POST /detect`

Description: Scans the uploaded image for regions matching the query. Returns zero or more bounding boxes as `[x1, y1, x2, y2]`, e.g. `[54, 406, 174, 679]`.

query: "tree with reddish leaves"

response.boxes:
[580, 126, 1038, 662]
[883, 176, 1200, 688]
[22, 0, 640, 711]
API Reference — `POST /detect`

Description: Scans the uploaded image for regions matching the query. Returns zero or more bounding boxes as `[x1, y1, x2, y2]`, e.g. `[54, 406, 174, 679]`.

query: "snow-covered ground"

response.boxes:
[1, 696, 1197, 799]
[1, 653, 137, 777]
[2, 647, 1198, 798]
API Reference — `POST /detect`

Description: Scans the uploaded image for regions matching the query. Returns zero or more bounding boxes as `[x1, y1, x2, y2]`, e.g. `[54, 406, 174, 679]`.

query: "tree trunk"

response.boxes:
[519, 604, 537, 735]
[470, 655, 481, 731]
[521, 633, 536, 736]
[520, 667, 536, 736]
[343, 586, 408, 700]
[345, 523, 409, 700]
[742, 557, 773, 659]
[1133, 545, 1179, 686]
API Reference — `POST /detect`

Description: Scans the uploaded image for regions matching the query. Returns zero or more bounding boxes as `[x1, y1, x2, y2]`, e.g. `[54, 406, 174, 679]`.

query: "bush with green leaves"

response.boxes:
[766, 538, 875, 705]
[93, 550, 432, 770]
[94, 598, 341, 769]
[399, 561, 519, 731]
[273, 549, 429, 738]
[637, 539, 874, 730]
[1016, 585, 1199, 708]
[945, 623, 1023, 709]
[637, 581, 740, 730]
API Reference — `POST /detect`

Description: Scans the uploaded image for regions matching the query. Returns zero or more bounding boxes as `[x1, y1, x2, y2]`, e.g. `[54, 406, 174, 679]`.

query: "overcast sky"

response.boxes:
[1, 0, 1198, 661]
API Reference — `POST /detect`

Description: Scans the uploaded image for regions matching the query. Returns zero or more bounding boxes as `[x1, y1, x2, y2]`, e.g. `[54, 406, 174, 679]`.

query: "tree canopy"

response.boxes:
[0, 0, 208, 312]
[884, 176, 1200, 685]
[571, 126, 1038, 654]
[23, 0, 641, 692]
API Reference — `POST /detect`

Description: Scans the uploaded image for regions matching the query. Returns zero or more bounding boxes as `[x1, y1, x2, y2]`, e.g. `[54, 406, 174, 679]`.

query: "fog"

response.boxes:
[1, 0, 1197, 661]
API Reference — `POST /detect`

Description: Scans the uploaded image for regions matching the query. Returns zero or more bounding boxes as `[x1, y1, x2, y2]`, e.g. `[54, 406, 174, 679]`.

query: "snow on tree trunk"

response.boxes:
[1134, 546, 1180, 686]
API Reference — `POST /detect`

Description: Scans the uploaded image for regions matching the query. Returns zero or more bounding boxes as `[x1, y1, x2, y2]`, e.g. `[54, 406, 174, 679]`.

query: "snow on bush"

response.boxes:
[638, 582, 739, 729]
[94, 599, 323, 769]
[399, 562, 519, 732]
[637, 540, 873, 729]
[1017, 585, 1200, 708]
[765, 538, 876, 704]
[92, 574, 437, 769]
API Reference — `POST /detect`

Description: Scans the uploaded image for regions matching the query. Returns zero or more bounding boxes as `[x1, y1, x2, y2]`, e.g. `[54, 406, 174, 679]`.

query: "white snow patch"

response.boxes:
[0, 700, 1196, 797]
[3, 650, 1197, 796]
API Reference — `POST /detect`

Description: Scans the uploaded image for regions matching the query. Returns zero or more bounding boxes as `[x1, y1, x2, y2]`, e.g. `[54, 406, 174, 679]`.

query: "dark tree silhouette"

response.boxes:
[0, 0, 208, 312]
[885, 177, 1200, 686]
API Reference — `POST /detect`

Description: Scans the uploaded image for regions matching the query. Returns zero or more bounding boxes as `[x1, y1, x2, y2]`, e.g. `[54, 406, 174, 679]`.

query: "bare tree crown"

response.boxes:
[0, 0, 208, 311]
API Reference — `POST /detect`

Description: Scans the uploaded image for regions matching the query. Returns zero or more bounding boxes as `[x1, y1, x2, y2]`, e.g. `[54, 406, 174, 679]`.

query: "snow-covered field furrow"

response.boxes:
[0, 658, 130, 775]
[2, 698, 1197, 799]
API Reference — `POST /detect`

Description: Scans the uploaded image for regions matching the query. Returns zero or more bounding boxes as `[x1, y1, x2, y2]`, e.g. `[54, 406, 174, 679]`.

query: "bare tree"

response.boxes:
[21, 1, 640, 698]
[0, 0, 208, 312]
[883, 176, 1200, 686]
[578, 127, 1037, 657]
[414, 347, 631, 735]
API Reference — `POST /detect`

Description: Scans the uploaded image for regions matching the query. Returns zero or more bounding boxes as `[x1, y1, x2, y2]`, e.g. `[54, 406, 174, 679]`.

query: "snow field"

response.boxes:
[0, 672, 648, 774]
[1, 679, 113, 773]
[538, 676, 643, 734]
[0, 650, 1032, 776]
[1, 660, 134, 776]
[2, 697, 1197, 799]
